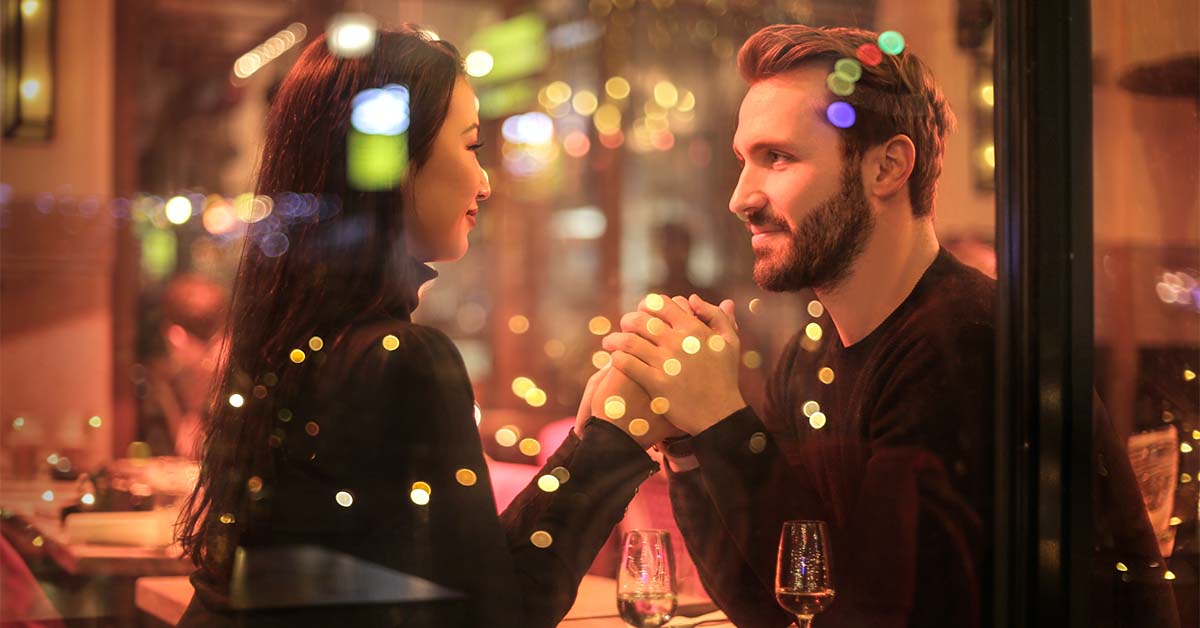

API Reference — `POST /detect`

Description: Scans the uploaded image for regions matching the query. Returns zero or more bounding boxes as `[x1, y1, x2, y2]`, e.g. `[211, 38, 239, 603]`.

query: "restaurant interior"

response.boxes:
[0, 0, 1196, 626]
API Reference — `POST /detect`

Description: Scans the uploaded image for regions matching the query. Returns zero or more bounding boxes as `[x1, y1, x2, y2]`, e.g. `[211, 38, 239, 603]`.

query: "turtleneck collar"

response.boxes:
[393, 257, 439, 320]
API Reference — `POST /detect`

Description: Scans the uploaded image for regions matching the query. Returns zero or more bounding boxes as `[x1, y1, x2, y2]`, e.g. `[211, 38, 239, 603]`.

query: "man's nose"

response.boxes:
[729, 168, 764, 220]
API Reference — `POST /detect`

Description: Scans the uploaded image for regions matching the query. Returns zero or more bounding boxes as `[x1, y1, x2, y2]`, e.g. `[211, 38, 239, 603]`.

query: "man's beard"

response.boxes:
[750, 161, 875, 293]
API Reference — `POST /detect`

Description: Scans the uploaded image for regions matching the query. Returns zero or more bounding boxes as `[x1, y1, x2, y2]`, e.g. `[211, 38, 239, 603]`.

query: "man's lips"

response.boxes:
[748, 219, 787, 247]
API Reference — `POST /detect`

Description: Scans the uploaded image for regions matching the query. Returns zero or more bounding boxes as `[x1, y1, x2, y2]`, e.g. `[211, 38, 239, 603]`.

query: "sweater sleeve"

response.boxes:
[664, 325, 992, 628]
[500, 417, 659, 626]
[665, 407, 809, 628]
[371, 325, 658, 628]
[661, 335, 825, 628]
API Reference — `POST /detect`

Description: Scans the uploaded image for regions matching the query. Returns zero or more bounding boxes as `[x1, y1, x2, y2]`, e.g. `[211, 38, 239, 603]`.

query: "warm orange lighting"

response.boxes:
[588, 316, 612, 335]
[605, 76, 630, 99]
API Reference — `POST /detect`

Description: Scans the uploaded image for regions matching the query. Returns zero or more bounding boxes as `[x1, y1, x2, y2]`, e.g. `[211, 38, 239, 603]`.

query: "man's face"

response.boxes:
[730, 67, 874, 292]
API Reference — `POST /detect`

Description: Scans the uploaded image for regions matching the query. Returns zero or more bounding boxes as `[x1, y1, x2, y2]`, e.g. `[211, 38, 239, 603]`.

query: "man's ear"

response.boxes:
[866, 134, 916, 201]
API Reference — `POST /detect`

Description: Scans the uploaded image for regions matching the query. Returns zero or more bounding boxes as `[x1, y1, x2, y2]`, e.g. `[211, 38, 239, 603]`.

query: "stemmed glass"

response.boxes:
[775, 520, 835, 628]
[617, 529, 677, 627]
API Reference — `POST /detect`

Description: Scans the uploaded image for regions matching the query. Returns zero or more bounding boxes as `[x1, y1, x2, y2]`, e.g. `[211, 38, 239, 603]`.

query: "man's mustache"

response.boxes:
[745, 211, 790, 233]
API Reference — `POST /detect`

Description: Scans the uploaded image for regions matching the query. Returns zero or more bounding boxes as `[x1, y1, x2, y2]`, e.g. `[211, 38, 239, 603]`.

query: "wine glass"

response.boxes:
[617, 529, 677, 627]
[775, 520, 835, 628]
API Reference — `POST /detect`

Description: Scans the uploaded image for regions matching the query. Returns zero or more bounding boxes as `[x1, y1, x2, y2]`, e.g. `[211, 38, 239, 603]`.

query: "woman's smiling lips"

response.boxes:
[466, 207, 478, 226]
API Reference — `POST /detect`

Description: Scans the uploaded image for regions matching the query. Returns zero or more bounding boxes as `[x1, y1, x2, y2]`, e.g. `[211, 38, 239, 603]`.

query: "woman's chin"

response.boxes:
[441, 242, 469, 262]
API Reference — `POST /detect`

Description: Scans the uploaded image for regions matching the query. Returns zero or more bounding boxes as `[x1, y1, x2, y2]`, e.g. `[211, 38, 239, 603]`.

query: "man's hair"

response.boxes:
[738, 25, 956, 218]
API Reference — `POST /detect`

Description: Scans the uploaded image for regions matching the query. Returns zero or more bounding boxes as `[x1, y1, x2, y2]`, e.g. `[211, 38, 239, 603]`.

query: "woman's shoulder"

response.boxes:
[332, 319, 468, 387]
[338, 319, 458, 357]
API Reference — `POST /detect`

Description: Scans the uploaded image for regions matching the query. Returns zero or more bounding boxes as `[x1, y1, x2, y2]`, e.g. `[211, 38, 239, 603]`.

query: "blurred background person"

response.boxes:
[137, 273, 229, 458]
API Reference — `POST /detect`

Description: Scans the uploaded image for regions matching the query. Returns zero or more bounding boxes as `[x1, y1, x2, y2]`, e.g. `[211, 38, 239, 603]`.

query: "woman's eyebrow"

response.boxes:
[461, 122, 480, 134]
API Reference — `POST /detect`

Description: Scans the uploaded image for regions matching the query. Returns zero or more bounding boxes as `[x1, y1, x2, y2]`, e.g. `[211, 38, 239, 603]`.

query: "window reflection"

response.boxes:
[10, 0, 1191, 626]
[1093, 0, 1198, 625]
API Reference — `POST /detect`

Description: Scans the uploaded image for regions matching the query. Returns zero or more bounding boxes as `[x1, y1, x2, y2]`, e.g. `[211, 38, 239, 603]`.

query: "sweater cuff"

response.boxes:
[690, 406, 772, 463]
[580, 416, 657, 467]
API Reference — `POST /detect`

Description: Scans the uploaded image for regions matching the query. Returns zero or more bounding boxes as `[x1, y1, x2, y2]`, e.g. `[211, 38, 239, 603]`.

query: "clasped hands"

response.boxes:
[574, 294, 748, 448]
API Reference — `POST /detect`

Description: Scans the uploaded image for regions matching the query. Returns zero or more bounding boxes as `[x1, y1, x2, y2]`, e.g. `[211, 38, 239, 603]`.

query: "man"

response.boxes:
[598, 24, 987, 627]
[597, 24, 1172, 628]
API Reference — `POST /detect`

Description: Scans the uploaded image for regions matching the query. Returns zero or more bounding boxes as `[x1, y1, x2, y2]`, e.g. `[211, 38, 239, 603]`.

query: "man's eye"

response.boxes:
[768, 151, 789, 163]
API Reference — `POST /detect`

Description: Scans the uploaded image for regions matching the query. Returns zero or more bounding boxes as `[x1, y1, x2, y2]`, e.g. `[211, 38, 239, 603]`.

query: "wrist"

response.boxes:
[684, 397, 748, 435]
[655, 436, 699, 473]
[657, 435, 695, 456]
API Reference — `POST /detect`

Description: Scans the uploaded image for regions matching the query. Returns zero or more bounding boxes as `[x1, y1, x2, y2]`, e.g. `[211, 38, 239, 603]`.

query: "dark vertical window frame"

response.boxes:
[994, 0, 1094, 627]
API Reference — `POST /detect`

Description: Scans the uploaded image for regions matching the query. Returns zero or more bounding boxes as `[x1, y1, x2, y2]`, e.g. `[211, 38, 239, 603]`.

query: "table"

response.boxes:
[1, 480, 191, 577]
[558, 575, 730, 627]
[135, 575, 194, 625]
[137, 574, 730, 626]
[1, 479, 195, 623]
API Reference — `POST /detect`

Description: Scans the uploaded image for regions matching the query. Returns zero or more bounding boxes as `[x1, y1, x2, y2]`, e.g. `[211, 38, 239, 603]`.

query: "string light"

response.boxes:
[464, 50, 494, 77]
[327, 13, 377, 58]
[605, 76, 631, 99]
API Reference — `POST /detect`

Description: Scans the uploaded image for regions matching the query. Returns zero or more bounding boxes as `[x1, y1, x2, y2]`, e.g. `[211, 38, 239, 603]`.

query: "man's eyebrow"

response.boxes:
[737, 139, 801, 157]
[461, 122, 480, 134]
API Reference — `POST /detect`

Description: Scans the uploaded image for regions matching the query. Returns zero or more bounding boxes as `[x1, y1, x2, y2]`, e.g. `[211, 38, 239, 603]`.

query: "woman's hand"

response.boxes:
[602, 294, 746, 435]
[574, 365, 611, 439]
[580, 366, 685, 448]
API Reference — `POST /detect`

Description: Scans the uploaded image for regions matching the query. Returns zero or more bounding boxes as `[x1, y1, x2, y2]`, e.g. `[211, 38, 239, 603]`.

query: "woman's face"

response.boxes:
[405, 77, 491, 262]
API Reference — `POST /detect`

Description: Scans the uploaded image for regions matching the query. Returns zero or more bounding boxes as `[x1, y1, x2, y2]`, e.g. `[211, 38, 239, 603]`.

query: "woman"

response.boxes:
[176, 27, 660, 627]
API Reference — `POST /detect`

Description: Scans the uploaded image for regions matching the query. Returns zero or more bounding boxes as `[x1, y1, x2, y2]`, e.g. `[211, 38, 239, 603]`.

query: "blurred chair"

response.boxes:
[1, 536, 63, 626]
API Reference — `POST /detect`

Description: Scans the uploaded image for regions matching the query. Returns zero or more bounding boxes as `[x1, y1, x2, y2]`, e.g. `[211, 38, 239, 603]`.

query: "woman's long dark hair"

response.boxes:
[177, 26, 464, 577]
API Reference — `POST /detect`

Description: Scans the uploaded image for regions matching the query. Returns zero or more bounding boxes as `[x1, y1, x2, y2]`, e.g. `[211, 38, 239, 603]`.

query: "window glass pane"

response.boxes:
[0, 1, 999, 625]
[1093, 0, 1198, 625]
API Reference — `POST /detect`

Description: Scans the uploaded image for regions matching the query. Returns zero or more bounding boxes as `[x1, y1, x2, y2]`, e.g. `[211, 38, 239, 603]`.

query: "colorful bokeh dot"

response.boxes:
[834, 58, 863, 82]
[826, 102, 856, 129]
[826, 72, 855, 97]
[530, 530, 553, 548]
[878, 30, 905, 55]
[455, 468, 477, 486]
[856, 42, 883, 66]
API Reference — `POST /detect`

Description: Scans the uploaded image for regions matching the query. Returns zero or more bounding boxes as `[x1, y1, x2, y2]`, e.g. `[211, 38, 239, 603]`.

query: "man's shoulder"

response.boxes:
[903, 250, 996, 340]
[854, 252, 997, 372]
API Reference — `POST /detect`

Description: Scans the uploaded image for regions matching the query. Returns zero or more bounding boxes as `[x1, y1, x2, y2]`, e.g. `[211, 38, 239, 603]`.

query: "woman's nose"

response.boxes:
[476, 166, 491, 202]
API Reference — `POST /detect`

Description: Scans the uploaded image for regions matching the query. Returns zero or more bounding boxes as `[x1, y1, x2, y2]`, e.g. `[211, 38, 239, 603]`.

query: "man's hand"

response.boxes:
[602, 294, 746, 435]
[590, 365, 685, 448]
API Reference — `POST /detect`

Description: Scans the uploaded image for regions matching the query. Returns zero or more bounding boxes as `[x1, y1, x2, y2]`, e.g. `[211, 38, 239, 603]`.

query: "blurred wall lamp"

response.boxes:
[2, 0, 55, 139]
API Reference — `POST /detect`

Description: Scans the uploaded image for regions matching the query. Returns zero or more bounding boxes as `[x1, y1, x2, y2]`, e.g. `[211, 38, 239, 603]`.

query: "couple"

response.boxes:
[176, 20, 1167, 628]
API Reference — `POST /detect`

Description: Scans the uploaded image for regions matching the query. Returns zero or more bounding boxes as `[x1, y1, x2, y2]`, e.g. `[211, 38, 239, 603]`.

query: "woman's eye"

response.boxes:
[468, 142, 485, 152]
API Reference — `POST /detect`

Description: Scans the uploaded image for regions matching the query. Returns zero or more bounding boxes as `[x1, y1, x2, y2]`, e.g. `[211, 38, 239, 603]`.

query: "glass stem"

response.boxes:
[793, 616, 814, 628]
